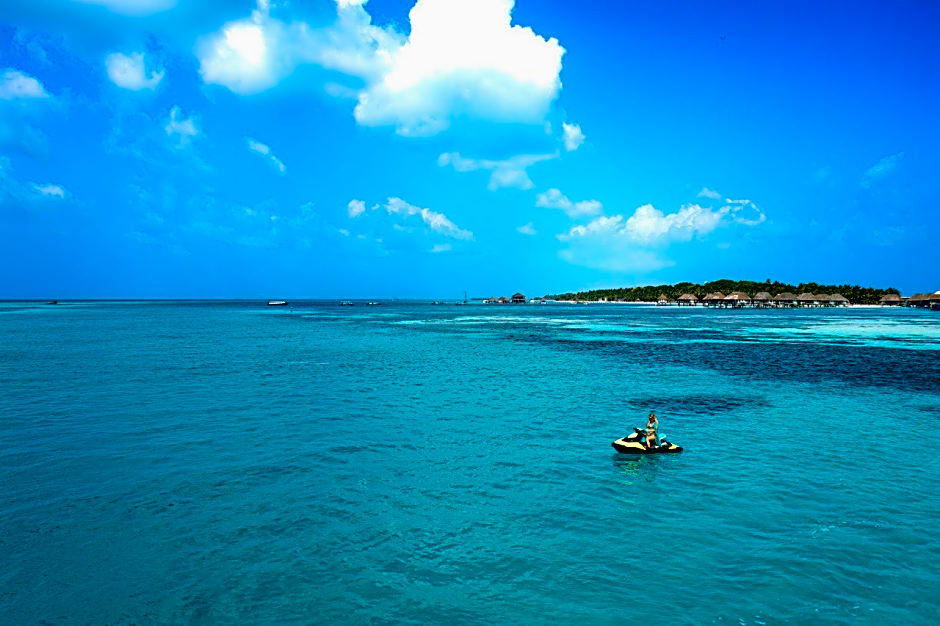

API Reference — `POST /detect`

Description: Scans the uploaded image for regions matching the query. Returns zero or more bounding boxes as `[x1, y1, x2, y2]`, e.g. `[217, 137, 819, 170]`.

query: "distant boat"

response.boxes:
[47, 300, 58, 305]
[340, 300, 354, 306]
[367, 301, 381, 306]
[431, 301, 444, 305]
[267, 300, 288, 306]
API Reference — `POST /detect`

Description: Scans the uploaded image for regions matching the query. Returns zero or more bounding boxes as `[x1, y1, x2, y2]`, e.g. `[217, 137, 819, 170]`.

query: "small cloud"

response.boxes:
[697, 187, 721, 200]
[438, 151, 557, 191]
[105, 52, 164, 90]
[0, 68, 49, 100]
[247, 138, 286, 173]
[338, 228, 350, 236]
[164, 106, 199, 147]
[562, 122, 584, 151]
[347, 199, 366, 218]
[536, 188, 602, 218]
[861, 152, 903, 188]
[429, 243, 452, 253]
[517, 222, 536, 235]
[32, 182, 66, 198]
[385, 196, 473, 240]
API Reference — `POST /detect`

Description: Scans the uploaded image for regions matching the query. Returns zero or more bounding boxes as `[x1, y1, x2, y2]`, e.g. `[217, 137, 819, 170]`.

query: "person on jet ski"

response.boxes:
[642, 412, 660, 448]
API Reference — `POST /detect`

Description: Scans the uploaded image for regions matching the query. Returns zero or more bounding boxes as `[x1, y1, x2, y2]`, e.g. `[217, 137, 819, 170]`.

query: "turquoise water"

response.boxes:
[1, 301, 939, 624]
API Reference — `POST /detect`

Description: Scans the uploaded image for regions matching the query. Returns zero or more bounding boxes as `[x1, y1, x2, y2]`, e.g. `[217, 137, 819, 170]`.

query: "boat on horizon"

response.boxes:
[267, 300, 288, 306]
[340, 300, 354, 306]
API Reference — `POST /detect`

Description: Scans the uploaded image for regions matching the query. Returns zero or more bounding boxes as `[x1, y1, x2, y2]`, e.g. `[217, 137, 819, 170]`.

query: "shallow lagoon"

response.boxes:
[1, 302, 938, 623]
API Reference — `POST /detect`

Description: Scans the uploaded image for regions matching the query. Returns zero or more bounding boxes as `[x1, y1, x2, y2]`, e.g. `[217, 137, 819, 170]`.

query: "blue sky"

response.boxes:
[1, 0, 937, 298]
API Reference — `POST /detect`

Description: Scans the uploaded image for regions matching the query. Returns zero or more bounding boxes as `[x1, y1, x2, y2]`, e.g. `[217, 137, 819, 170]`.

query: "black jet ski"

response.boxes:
[612, 428, 683, 454]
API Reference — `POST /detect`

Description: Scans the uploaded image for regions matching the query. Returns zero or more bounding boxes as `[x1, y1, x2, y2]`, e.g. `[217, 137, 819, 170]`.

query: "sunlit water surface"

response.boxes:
[1, 301, 938, 624]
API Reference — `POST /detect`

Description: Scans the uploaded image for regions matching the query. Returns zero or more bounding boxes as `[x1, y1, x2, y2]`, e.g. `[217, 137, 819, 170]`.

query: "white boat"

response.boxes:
[267, 300, 288, 306]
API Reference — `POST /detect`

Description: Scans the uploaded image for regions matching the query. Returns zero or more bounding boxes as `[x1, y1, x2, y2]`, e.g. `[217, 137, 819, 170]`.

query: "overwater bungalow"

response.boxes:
[511, 293, 526, 304]
[703, 292, 725, 307]
[677, 293, 698, 306]
[797, 292, 817, 307]
[656, 293, 671, 306]
[879, 293, 902, 306]
[774, 292, 798, 307]
[753, 292, 772, 307]
[829, 293, 849, 306]
[815, 294, 831, 306]
[724, 291, 751, 307]
[497, 296, 510, 304]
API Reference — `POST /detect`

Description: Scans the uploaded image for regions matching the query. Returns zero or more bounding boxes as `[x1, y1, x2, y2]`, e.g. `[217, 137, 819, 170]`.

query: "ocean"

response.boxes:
[1, 301, 938, 624]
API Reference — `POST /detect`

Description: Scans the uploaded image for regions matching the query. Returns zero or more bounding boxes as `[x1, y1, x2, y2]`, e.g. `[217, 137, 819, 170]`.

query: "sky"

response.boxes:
[0, 0, 937, 299]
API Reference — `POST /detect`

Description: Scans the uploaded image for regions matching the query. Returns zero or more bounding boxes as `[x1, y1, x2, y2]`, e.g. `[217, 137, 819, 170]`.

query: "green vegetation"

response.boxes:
[545, 279, 900, 304]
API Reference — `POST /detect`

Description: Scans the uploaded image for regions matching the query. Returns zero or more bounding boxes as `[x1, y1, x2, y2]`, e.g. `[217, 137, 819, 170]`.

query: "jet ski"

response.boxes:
[612, 428, 683, 454]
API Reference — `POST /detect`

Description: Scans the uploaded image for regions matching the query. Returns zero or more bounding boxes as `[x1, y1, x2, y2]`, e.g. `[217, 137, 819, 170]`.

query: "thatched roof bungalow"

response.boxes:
[829, 293, 849, 306]
[753, 292, 771, 307]
[816, 294, 831, 305]
[511, 293, 526, 304]
[657, 293, 671, 305]
[797, 292, 817, 306]
[879, 293, 901, 306]
[774, 292, 798, 307]
[703, 292, 725, 306]
[724, 291, 751, 307]
[677, 293, 698, 306]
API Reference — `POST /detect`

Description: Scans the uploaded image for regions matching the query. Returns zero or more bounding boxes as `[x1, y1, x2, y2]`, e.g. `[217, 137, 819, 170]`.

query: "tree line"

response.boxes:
[544, 279, 900, 304]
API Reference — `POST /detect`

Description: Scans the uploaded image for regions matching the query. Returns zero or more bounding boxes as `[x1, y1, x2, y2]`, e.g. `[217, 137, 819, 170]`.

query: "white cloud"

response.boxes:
[338, 228, 350, 236]
[385, 196, 473, 240]
[556, 195, 765, 272]
[535, 188, 602, 218]
[164, 106, 198, 147]
[247, 138, 286, 173]
[347, 199, 366, 218]
[438, 151, 556, 190]
[697, 187, 721, 200]
[561, 122, 584, 151]
[105, 52, 164, 90]
[861, 152, 903, 188]
[197, 0, 564, 135]
[73, 0, 176, 15]
[353, 0, 565, 135]
[429, 243, 452, 253]
[559, 203, 727, 244]
[0, 68, 49, 100]
[32, 183, 66, 198]
[516, 222, 536, 235]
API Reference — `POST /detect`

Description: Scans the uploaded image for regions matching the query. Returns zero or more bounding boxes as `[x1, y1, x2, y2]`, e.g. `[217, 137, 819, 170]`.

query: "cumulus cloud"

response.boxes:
[561, 122, 584, 151]
[697, 187, 721, 200]
[536, 188, 602, 218]
[516, 222, 536, 235]
[861, 152, 903, 188]
[197, 0, 564, 135]
[353, 0, 565, 135]
[247, 138, 286, 174]
[438, 151, 556, 190]
[105, 52, 164, 90]
[559, 203, 733, 244]
[164, 106, 198, 147]
[385, 196, 473, 240]
[0, 68, 49, 100]
[556, 194, 765, 272]
[32, 183, 67, 198]
[347, 199, 366, 217]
